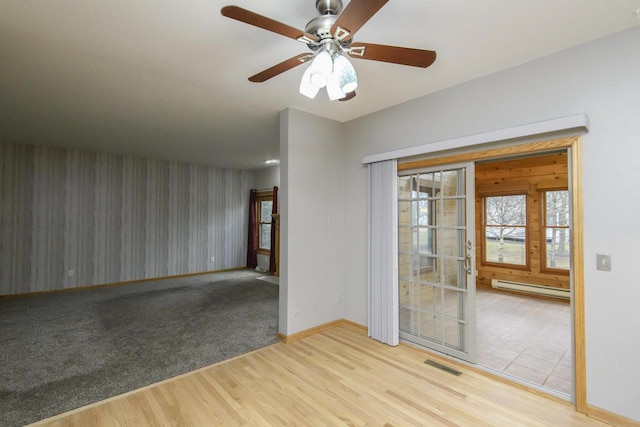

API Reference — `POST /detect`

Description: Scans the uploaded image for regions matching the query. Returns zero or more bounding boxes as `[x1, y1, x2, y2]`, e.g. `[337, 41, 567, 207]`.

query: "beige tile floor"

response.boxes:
[476, 288, 572, 395]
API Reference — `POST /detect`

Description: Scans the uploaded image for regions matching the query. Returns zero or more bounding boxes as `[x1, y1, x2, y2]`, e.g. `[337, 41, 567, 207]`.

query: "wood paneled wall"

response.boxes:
[0, 143, 252, 295]
[475, 153, 569, 290]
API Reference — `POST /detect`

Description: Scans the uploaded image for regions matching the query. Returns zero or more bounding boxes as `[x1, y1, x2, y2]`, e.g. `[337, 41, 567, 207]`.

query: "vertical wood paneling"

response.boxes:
[225, 170, 237, 266]
[0, 144, 34, 294]
[240, 172, 251, 264]
[30, 147, 66, 292]
[167, 162, 190, 275]
[121, 157, 147, 281]
[145, 159, 170, 278]
[188, 164, 208, 273]
[217, 169, 229, 267]
[209, 168, 225, 270]
[0, 143, 253, 295]
[93, 153, 123, 285]
[223, 170, 251, 267]
[65, 149, 97, 288]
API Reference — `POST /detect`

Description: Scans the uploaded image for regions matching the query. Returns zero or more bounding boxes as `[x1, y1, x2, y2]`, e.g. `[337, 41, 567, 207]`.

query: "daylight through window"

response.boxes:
[483, 194, 527, 266]
[543, 190, 570, 270]
[257, 195, 273, 252]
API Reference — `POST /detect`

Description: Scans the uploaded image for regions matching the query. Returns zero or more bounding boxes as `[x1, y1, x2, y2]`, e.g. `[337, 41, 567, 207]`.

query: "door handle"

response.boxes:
[463, 240, 472, 275]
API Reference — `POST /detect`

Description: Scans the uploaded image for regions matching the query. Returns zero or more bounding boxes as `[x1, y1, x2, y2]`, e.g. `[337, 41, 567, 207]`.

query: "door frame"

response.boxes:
[397, 136, 586, 413]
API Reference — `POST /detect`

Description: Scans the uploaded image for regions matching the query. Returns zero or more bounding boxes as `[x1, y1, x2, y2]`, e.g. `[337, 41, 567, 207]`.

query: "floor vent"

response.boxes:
[424, 359, 462, 376]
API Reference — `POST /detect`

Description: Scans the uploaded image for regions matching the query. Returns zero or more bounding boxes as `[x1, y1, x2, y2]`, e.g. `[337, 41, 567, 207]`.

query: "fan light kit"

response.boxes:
[221, 0, 436, 101]
[299, 43, 358, 100]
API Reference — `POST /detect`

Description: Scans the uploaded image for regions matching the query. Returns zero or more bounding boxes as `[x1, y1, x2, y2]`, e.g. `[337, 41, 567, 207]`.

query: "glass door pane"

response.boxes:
[398, 163, 476, 362]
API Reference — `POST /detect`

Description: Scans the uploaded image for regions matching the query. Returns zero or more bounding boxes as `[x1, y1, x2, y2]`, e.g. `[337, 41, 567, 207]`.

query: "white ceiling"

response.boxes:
[2, 0, 639, 170]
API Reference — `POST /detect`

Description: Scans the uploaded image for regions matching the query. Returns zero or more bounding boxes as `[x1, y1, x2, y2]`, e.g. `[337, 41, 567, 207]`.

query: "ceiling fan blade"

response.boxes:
[330, 0, 388, 40]
[221, 6, 318, 43]
[339, 91, 356, 102]
[249, 53, 313, 83]
[349, 43, 436, 68]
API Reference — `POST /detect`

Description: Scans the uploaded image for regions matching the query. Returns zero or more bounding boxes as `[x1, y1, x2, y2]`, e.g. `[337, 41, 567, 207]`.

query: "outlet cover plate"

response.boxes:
[596, 253, 611, 271]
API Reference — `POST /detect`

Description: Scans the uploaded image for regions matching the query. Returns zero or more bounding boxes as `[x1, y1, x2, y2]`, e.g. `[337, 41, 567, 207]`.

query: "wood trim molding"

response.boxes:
[571, 139, 587, 414]
[0, 267, 249, 299]
[398, 137, 578, 171]
[586, 405, 640, 427]
[476, 181, 530, 196]
[278, 319, 367, 343]
[537, 178, 569, 191]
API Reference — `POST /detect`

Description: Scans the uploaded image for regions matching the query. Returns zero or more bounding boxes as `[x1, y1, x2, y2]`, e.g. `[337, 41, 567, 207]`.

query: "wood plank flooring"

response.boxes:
[30, 325, 605, 426]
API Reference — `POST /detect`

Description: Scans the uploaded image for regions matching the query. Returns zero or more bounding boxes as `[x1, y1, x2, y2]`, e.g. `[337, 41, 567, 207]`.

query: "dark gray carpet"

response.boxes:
[0, 270, 279, 426]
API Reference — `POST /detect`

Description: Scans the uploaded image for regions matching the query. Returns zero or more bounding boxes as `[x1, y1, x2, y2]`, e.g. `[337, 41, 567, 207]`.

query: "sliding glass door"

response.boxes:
[398, 163, 476, 362]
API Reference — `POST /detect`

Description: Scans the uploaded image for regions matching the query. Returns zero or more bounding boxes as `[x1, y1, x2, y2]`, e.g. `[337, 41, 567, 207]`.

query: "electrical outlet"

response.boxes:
[210, 257, 215, 263]
[67, 269, 74, 277]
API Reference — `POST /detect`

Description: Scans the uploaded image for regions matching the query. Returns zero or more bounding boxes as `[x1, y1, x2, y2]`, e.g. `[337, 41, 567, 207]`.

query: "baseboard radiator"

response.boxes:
[491, 279, 570, 299]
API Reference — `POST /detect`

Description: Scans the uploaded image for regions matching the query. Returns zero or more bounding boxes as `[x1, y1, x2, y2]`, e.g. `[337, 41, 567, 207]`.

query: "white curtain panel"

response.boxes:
[368, 159, 399, 346]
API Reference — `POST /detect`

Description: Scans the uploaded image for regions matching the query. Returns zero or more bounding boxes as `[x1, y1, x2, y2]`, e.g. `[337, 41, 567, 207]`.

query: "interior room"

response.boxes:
[2, 0, 639, 425]
[474, 153, 572, 395]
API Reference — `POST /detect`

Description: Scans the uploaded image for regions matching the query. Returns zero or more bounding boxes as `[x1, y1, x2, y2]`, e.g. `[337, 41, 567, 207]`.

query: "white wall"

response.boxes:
[253, 165, 280, 190]
[338, 27, 640, 421]
[280, 108, 345, 335]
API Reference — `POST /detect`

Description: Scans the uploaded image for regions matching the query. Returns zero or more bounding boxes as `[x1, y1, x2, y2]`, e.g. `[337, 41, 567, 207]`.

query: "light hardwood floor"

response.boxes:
[30, 325, 605, 426]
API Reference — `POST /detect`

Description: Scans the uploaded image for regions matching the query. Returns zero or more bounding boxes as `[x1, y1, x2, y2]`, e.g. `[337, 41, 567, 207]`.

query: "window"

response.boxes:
[543, 190, 570, 271]
[257, 194, 273, 252]
[398, 175, 436, 277]
[412, 178, 436, 271]
[483, 194, 527, 266]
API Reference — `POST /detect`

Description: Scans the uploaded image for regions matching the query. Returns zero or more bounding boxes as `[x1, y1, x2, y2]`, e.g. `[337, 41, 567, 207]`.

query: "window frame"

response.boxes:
[414, 180, 436, 275]
[256, 191, 273, 255]
[541, 189, 570, 275]
[398, 175, 437, 279]
[481, 192, 530, 271]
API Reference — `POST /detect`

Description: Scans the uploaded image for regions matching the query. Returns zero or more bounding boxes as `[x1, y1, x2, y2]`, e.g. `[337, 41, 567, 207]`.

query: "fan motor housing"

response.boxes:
[316, 0, 342, 15]
[305, 14, 338, 40]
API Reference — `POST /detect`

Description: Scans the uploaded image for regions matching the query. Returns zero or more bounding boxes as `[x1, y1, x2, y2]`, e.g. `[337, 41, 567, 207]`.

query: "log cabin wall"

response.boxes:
[475, 152, 569, 290]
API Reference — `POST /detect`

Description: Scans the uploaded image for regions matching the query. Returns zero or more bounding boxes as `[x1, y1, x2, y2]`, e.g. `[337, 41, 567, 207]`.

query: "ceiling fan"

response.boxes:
[221, 0, 436, 101]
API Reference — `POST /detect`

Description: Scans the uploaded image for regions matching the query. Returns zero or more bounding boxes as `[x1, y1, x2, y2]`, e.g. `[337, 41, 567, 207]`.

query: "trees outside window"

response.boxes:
[483, 195, 527, 266]
[544, 190, 570, 270]
[257, 194, 272, 252]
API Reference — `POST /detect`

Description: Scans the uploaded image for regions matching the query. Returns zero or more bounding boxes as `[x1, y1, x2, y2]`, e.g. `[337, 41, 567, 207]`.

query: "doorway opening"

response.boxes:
[396, 136, 584, 409]
[475, 152, 571, 396]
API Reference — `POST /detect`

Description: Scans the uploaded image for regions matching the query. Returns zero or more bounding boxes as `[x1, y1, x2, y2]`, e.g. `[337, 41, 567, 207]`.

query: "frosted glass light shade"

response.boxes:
[299, 64, 320, 99]
[326, 70, 346, 100]
[309, 50, 332, 88]
[333, 54, 357, 93]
